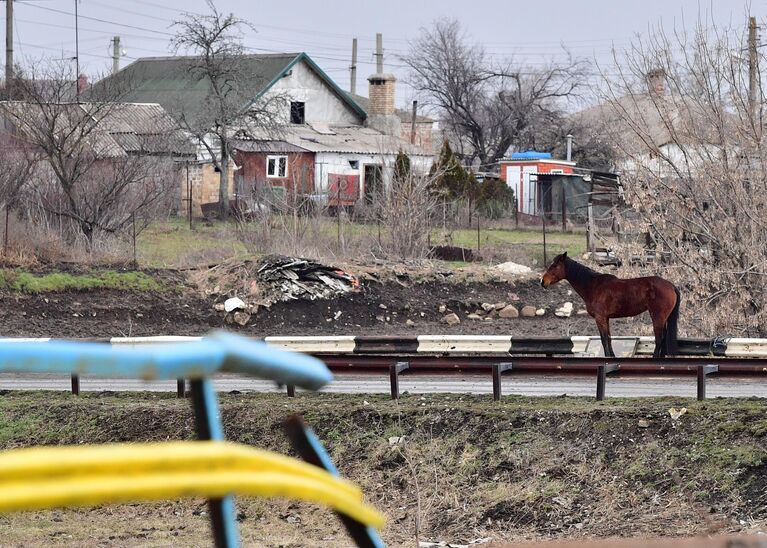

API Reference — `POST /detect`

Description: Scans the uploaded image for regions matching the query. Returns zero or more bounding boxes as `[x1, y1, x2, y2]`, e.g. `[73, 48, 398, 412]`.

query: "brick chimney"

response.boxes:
[646, 68, 665, 95]
[368, 73, 396, 115]
[365, 73, 400, 136]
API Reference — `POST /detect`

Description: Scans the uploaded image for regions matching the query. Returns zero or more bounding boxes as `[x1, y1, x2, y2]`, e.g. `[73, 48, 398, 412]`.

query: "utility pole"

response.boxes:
[350, 38, 357, 95]
[748, 16, 758, 123]
[410, 100, 417, 144]
[111, 36, 121, 74]
[5, 0, 12, 96]
[566, 134, 573, 162]
[74, 0, 80, 102]
[374, 33, 383, 73]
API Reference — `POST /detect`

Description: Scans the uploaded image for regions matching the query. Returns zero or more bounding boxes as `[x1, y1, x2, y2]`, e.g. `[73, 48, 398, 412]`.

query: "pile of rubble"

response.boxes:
[256, 255, 359, 302]
[209, 255, 359, 326]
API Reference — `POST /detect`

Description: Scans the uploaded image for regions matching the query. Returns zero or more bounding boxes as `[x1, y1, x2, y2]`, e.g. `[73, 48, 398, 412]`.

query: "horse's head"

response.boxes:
[541, 252, 568, 288]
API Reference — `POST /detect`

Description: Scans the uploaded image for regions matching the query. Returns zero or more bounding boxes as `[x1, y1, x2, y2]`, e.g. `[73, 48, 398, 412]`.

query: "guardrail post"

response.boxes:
[492, 362, 514, 401]
[70, 374, 80, 396]
[287, 384, 296, 397]
[596, 363, 619, 401]
[697, 364, 718, 400]
[176, 378, 185, 398]
[389, 361, 410, 400]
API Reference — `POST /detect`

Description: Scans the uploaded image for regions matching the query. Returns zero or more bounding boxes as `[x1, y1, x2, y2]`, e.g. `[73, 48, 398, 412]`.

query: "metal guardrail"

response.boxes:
[1, 335, 766, 402]
[0, 334, 762, 356]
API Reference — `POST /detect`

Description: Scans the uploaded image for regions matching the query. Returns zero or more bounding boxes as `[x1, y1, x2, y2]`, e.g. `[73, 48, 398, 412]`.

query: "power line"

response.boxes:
[23, 3, 173, 36]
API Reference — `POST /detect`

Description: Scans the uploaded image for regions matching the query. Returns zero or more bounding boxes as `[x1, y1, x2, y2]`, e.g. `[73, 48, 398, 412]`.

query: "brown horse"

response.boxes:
[541, 252, 681, 358]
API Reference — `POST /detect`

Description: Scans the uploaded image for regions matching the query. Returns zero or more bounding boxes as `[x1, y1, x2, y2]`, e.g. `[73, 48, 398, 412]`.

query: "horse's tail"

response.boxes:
[664, 286, 681, 356]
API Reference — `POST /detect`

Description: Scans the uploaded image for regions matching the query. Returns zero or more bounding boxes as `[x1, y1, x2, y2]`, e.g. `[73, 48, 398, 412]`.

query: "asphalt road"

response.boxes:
[1, 372, 765, 398]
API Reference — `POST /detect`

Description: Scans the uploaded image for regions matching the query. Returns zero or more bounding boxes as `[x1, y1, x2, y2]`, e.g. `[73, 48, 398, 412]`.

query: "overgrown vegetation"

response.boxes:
[0, 269, 160, 293]
[0, 392, 763, 546]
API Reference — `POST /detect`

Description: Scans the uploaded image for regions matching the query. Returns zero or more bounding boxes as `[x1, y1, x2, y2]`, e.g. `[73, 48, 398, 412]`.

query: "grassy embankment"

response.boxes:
[0, 392, 763, 546]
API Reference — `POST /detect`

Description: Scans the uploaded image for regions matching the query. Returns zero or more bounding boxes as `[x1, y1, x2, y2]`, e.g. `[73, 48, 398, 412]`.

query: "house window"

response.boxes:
[290, 102, 305, 124]
[348, 160, 359, 169]
[267, 155, 288, 178]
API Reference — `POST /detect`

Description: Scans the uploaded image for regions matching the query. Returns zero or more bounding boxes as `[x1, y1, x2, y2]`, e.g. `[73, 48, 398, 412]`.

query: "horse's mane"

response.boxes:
[564, 257, 602, 285]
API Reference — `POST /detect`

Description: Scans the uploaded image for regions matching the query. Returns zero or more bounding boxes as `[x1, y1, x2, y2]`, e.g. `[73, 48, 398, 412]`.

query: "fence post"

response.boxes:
[492, 362, 514, 401]
[596, 363, 619, 401]
[70, 374, 80, 396]
[176, 378, 185, 398]
[389, 361, 410, 400]
[697, 364, 718, 400]
[287, 384, 296, 397]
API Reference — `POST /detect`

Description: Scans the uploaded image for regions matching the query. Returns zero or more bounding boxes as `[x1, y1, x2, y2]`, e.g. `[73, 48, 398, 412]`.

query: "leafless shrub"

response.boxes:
[0, 59, 182, 249]
[601, 16, 767, 336]
[374, 165, 440, 260]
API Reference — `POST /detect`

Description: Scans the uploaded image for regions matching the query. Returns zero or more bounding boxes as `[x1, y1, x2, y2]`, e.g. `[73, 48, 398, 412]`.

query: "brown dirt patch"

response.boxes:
[0, 266, 652, 338]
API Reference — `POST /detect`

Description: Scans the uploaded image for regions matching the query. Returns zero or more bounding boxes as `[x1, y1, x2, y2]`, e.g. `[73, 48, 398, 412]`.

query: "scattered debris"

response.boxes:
[668, 407, 688, 421]
[257, 255, 359, 302]
[419, 538, 492, 548]
[467, 313, 482, 321]
[388, 436, 405, 446]
[638, 419, 651, 428]
[535, 308, 545, 316]
[438, 304, 447, 313]
[224, 297, 246, 313]
[405, 319, 415, 327]
[232, 311, 250, 326]
[521, 305, 537, 317]
[494, 302, 507, 310]
[555, 301, 574, 317]
[442, 313, 461, 325]
[577, 309, 589, 315]
[481, 303, 495, 312]
[494, 261, 532, 275]
[498, 305, 519, 319]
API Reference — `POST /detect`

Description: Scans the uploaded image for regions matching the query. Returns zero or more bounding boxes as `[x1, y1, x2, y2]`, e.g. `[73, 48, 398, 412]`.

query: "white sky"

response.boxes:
[8, 0, 760, 108]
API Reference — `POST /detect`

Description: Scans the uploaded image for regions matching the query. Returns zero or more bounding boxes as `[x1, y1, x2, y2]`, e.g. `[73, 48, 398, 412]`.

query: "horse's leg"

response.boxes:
[595, 316, 615, 358]
[648, 302, 673, 358]
[650, 311, 665, 358]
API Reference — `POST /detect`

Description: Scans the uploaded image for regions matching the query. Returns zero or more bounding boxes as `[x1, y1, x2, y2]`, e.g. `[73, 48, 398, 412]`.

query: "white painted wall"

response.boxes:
[314, 152, 433, 194]
[266, 60, 363, 126]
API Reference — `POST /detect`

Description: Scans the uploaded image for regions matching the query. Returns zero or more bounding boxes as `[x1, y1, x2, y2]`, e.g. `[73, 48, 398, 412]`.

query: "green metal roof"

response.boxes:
[94, 52, 366, 125]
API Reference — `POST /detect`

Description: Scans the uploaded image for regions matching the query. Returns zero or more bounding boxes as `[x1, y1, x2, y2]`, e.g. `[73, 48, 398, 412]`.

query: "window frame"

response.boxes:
[290, 101, 305, 124]
[266, 155, 289, 178]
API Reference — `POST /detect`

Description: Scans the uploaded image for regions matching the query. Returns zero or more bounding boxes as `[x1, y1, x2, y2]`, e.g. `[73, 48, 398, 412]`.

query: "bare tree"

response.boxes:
[601, 17, 767, 336]
[0, 60, 180, 247]
[404, 18, 588, 167]
[171, 0, 286, 221]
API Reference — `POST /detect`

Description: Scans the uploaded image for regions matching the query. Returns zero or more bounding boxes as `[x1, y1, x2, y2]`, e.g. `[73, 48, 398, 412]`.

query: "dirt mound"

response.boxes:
[0, 263, 657, 338]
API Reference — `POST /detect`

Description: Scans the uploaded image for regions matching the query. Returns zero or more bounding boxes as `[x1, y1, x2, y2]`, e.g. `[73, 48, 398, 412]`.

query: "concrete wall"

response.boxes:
[266, 60, 364, 126]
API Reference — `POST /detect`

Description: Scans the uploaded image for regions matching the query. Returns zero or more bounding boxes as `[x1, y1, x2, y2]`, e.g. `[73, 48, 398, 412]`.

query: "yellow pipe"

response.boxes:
[0, 441, 358, 497]
[0, 470, 385, 528]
